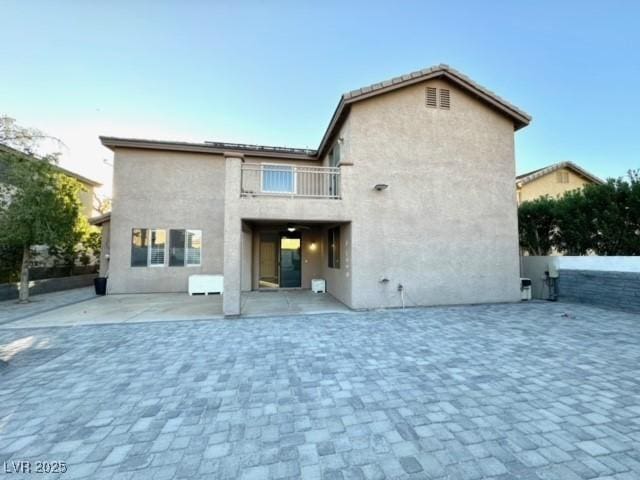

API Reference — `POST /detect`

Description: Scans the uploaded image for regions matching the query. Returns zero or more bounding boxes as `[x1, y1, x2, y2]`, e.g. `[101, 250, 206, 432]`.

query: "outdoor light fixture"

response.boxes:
[374, 184, 389, 191]
[309, 242, 317, 251]
[287, 226, 296, 232]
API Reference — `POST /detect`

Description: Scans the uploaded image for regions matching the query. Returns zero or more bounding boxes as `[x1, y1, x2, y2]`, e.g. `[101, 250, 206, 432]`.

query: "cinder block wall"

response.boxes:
[558, 269, 640, 313]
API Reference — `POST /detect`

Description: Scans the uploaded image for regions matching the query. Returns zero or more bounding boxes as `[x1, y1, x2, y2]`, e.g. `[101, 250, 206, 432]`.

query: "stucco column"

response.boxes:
[223, 154, 243, 316]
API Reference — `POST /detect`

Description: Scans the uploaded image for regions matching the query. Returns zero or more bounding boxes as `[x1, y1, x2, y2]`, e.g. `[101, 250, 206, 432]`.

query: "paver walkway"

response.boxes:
[0, 301, 639, 479]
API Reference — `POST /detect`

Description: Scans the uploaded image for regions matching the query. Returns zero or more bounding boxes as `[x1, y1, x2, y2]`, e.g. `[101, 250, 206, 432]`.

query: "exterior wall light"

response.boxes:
[374, 184, 388, 191]
[309, 242, 317, 251]
[287, 227, 296, 232]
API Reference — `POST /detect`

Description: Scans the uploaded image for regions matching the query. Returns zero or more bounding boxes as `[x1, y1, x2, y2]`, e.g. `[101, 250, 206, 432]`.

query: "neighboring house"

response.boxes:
[516, 161, 603, 204]
[0, 143, 102, 219]
[0, 143, 102, 269]
[99, 64, 531, 315]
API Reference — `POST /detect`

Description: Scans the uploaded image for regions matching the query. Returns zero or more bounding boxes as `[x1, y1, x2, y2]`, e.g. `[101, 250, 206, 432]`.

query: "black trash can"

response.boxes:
[94, 277, 107, 295]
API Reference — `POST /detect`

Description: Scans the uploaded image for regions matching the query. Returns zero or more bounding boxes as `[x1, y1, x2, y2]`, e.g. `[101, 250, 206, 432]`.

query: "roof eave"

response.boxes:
[100, 136, 319, 161]
[89, 212, 111, 226]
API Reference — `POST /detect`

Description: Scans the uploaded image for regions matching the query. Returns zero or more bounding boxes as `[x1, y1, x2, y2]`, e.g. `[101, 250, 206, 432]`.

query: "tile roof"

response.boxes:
[516, 161, 604, 186]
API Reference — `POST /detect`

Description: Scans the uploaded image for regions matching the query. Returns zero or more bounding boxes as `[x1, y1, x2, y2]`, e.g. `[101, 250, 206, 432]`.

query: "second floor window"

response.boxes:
[262, 164, 294, 193]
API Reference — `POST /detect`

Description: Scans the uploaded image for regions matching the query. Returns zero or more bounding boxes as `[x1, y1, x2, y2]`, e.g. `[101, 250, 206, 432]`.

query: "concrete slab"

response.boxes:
[0, 289, 349, 328]
[0, 293, 224, 329]
[241, 290, 349, 316]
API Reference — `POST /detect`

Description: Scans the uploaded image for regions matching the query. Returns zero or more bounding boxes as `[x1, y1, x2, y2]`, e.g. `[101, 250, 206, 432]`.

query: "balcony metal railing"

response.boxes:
[241, 163, 341, 199]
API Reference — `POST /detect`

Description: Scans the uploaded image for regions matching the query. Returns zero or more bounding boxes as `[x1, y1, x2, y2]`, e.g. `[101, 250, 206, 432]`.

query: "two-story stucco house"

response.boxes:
[516, 161, 603, 204]
[99, 64, 531, 315]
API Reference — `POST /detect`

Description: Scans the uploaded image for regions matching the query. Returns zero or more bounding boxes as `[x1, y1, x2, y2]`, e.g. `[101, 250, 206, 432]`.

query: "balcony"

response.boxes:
[241, 163, 340, 199]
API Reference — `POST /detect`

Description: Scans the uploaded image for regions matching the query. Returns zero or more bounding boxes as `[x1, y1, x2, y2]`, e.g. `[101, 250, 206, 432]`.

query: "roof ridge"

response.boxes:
[341, 64, 530, 124]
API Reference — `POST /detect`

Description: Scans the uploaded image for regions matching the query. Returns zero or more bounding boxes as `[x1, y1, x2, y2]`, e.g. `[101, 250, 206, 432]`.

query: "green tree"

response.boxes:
[518, 196, 558, 255]
[554, 188, 593, 255]
[0, 148, 83, 302]
[518, 170, 640, 256]
[587, 174, 640, 255]
[48, 215, 100, 272]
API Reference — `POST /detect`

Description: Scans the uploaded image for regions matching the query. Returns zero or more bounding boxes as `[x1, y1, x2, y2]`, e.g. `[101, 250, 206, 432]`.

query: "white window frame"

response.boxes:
[148, 229, 167, 267]
[185, 229, 202, 267]
[260, 163, 296, 194]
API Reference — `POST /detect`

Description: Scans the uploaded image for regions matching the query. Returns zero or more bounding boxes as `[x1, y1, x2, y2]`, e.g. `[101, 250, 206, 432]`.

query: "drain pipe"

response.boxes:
[398, 283, 405, 310]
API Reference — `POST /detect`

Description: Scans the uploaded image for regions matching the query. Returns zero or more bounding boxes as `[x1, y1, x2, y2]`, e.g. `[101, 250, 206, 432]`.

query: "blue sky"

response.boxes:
[1, 1, 639, 195]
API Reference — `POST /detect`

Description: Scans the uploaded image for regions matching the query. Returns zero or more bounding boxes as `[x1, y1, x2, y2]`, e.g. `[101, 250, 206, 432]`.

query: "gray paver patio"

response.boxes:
[0, 301, 639, 479]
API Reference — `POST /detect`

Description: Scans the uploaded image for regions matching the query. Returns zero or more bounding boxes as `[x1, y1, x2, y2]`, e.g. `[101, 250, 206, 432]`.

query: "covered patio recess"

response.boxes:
[224, 219, 352, 316]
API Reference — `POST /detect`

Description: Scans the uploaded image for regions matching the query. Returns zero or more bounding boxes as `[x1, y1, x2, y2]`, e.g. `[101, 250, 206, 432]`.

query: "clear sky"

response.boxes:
[2, 1, 639, 196]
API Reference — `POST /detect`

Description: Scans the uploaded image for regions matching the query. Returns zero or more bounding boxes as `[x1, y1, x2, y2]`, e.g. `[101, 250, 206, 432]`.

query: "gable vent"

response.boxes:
[426, 87, 437, 108]
[439, 88, 450, 109]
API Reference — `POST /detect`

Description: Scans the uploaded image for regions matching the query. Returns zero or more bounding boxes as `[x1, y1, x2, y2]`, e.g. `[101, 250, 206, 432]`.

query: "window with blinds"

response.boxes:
[262, 165, 294, 193]
[149, 229, 166, 266]
[131, 228, 167, 266]
[169, 229, 202, 266]
[186, 230, 202, 266]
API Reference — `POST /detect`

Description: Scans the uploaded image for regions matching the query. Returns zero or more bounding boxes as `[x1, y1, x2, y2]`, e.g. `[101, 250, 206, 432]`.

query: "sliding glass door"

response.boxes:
[258, 232, 302, 288]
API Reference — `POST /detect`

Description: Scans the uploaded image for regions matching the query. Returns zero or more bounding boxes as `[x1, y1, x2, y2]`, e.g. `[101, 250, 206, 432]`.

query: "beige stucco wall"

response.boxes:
[319, 223, 352, 306]
[108, 76, 523, 311]
[343, 78, 521, 308]
[517, 167, 594, 203]
[108, 148, 226, 293]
